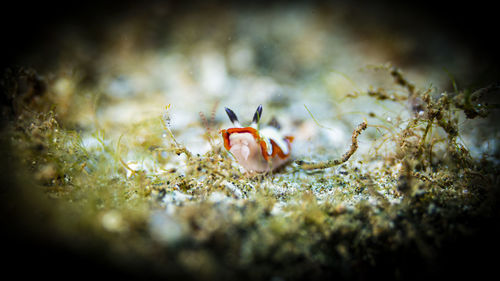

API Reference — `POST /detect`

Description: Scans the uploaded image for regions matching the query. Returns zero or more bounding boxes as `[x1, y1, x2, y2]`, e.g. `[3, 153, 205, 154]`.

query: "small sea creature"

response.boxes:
[220, 105, 293, 173]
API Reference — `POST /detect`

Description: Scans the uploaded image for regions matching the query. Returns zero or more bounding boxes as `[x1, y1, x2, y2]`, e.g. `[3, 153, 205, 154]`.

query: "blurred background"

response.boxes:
[3, 0, 499, 82]
[3, 0, 499, 154]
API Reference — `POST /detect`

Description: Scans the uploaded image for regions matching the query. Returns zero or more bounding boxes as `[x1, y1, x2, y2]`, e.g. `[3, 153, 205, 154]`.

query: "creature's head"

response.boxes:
[220, 105, 293, 173]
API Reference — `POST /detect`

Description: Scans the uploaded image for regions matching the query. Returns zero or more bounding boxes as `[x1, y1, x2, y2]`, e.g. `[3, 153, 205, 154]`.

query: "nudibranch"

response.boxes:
[220, 105, 294, 173]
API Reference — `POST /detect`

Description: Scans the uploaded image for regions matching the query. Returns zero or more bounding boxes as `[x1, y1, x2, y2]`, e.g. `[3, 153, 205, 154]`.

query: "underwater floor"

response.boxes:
[1, 1, 499, 280]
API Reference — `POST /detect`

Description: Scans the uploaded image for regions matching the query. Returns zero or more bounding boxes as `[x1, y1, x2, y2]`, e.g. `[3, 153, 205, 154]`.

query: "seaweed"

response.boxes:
[2, 61, 497, 280]
[296, 120, 367, 170]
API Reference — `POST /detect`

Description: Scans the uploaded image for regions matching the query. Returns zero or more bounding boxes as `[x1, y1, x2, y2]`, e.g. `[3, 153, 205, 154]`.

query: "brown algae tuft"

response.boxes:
[2, 63, 498, 280]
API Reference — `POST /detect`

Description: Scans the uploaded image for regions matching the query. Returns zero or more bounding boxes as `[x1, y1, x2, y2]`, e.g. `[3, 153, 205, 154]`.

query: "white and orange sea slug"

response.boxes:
[220, 105, 293, 173]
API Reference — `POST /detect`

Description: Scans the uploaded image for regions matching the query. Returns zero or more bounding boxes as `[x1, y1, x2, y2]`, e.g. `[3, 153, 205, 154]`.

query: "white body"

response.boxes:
[229, 133, 288, 173]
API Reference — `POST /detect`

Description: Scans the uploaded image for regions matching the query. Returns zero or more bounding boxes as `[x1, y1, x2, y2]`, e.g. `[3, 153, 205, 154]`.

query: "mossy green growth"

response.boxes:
[1, 65, 498, 280]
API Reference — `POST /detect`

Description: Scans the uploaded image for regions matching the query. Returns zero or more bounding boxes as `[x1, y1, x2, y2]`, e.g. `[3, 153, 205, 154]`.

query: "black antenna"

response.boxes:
[252, 104, 263, 124]
[224, 107, 239, 124]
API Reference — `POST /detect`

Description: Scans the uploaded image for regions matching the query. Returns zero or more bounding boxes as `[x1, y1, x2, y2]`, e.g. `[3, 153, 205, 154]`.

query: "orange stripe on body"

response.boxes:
[269, 136, 294, 160]
[220, 127, 293, 161]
